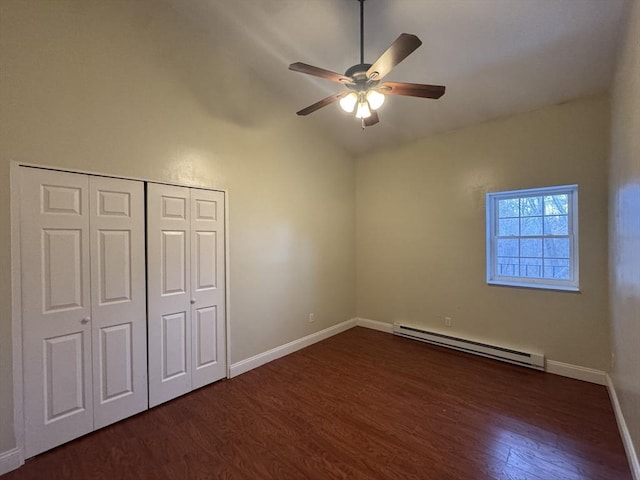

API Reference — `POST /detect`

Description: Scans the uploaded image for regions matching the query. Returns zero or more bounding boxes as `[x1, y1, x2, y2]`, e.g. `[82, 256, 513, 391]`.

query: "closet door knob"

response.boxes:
[190, 299, 196, 304]
[80, 317, 90, 325]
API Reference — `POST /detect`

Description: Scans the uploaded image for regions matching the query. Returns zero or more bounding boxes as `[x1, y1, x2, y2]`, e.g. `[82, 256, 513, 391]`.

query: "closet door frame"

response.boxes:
[9, 161, 231, 465]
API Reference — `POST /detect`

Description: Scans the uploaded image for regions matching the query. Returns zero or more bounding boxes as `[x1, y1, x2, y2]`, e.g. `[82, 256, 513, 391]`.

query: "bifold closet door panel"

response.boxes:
[20, 168, 93, 458]
[147, 183, 192, 407]
[89, 177, 148, 429]
[190, 188, 226, 389]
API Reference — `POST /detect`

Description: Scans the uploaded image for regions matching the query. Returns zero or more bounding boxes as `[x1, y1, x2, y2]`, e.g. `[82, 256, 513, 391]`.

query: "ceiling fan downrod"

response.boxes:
[359, 0, 365, 65]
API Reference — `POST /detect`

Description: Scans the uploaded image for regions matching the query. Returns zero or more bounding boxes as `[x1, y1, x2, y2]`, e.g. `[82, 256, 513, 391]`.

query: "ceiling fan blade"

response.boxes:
[296, 93, 345, 116]
[364, 111, 379, 127]
[381, 81, 446, 99]
[289, 62, 352, 83]
[366, 34, 422, 81]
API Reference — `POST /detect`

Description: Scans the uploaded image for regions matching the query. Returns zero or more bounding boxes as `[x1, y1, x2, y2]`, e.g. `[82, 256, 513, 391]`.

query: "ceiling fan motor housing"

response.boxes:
[344, 63, 379, 91]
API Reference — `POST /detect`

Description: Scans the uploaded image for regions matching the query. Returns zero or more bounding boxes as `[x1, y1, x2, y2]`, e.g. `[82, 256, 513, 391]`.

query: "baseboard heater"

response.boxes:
[393, 323, 545, 370]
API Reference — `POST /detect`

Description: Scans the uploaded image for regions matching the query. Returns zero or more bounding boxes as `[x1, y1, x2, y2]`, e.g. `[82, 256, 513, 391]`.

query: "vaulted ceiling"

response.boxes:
[168, 0, 630, 155]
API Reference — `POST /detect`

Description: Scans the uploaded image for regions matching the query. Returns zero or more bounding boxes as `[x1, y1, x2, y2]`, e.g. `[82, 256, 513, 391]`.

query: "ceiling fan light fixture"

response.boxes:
[339, 92, 358, 113]
[366, 89, 385, 110]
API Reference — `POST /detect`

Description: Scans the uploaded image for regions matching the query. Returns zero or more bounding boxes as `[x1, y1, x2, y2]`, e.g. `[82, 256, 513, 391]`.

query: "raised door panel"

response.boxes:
[190, 189, 226, 389]
[162, 312, 188, 380]
[99, 324, 133, 401]
[147, 183, 192, 407]
[195, 231, 217, 291]
[20, 167, 93, 458]
[90, 176, 147, 429]
[98, 230, 131, 304]
[194, 306, 218, 370]
[44, 333, 86, 422]
[43, 229, 83, 312]
[162, 231, 187, 295]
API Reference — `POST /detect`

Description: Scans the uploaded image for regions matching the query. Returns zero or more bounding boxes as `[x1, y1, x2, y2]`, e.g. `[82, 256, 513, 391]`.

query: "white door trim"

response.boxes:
[225, 192, 232, 379]
[9, 162, 26, 470]
[9, 161, 231, 467]
[11, 160, 227, 191]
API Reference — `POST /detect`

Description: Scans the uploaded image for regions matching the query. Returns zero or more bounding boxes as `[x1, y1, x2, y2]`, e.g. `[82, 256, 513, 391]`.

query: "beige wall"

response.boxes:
[609, 0, 640, 465]
[356, 94, 611, 369]
[1, 0, 633, 468]
[0, 0, 356, 453]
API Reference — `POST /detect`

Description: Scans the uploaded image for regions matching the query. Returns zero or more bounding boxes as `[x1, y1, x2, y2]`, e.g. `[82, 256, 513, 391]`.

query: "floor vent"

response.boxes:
[393, 324, 544, 370]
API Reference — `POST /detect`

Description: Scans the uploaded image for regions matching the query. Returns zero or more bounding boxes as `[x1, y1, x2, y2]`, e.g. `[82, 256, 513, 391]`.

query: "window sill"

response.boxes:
[487, 280, 580, 292]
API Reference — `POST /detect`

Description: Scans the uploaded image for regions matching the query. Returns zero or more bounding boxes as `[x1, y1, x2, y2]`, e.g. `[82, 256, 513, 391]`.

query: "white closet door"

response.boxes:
[147, 183, 192, 407]
[90, 177, 148, 428]
[21, 168, 93, 458]
[190, 189, 226, 389]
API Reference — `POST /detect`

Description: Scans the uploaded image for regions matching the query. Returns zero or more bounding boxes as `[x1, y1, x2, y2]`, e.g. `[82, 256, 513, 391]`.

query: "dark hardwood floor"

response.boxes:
[4, 327, 631, 479]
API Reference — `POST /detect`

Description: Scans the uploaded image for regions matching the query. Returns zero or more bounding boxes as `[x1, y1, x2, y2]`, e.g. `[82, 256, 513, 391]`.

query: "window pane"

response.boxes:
[520, 238, 542, 257]
[544, 238, 570, 258]
[520, 257, 543, 278]
[544, 258, 570, 279]
[544, 215, 568, 235]
[498, 198, 519, 218]
[544, 194, 568, 215]
[520, 216, 542, 236]
[497, 257, 519, 277]
[520, 197, 542, 216]
[497, 239, 518, 257]
[498, 218, 519, 236]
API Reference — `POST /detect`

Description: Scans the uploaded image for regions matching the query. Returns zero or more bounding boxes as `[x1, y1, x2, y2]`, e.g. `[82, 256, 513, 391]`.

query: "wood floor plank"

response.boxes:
[3, 327, 631, 479]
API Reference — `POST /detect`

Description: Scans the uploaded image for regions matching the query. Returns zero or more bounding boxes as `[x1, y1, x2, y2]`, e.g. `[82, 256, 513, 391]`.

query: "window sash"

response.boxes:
[486, 185, 579, 291]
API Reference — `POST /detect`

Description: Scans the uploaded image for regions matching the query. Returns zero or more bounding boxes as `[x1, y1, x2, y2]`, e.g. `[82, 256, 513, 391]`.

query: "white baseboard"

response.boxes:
[607, 374, 640, 480]
[0, 448, 23, 475]
[355, 317, 394, 333]
[229, 318, 357, 378]
[545, 360, 606, 385]
[357, 318, 608, 386]
[229, 315, 608, 386]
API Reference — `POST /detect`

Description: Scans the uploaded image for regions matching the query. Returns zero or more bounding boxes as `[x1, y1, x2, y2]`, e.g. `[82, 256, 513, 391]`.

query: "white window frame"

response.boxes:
[486, 184, 579, 291]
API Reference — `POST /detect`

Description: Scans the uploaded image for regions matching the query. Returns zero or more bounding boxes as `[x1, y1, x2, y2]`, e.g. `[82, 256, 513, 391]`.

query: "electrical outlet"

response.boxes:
[444, 316, 452, 327]
[308, 313, 315, 323]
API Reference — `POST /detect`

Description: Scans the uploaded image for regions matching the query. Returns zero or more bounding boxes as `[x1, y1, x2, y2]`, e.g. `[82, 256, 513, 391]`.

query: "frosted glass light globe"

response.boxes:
[339, 92, 358, 113]
[366, 90, 385, 110]
[355, 101, 371, 119]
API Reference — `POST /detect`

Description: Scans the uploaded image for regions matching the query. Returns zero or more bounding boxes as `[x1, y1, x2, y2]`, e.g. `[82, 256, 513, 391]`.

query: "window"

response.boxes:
[486, 185, 578, 291]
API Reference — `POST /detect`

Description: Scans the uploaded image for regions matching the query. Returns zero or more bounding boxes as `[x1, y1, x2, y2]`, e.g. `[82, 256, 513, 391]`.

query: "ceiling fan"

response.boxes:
[289, 0, 445, 127]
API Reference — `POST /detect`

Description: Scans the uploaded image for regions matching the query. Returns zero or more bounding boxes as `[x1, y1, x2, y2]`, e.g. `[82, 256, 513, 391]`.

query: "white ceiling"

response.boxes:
[168, 0, 630, 155]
